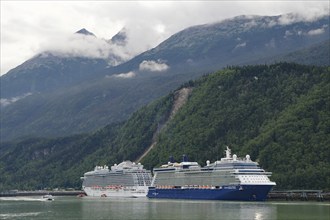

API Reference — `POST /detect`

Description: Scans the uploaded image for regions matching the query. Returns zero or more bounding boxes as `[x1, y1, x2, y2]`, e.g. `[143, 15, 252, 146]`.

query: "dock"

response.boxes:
[268, 190, 329, 201]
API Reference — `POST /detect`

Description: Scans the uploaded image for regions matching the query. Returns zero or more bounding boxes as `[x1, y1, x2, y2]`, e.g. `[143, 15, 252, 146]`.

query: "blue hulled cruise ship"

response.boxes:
[147, 147, 276, 201]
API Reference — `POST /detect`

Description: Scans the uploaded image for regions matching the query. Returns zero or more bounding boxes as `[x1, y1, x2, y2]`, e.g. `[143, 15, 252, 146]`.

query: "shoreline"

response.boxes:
[1, 190, 329, 201]
[268, 191, 329, 202]
[0, 190, 85, 197]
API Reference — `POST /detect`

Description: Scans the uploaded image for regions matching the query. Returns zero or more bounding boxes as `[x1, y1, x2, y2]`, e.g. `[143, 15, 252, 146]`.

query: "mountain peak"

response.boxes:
[110, 28, 127, 46]
[75, 28, 96, 36]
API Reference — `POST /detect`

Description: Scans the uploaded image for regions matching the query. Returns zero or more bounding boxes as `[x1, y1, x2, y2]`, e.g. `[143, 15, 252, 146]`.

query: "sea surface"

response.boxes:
[0, 196, 329, 220]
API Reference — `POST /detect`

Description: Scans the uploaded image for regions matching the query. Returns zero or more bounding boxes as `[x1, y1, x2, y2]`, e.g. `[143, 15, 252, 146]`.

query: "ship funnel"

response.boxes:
[182, 154, 188, 162]
[225, 146, 231, 159]
[169, 155, 175, 163]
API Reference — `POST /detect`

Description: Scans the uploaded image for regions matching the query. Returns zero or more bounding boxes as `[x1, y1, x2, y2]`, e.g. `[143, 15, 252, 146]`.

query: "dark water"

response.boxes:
[0, 196, 329, 220]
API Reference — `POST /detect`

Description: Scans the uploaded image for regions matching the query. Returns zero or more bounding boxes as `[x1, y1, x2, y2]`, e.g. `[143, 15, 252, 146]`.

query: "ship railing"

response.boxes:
[228, 182, 240, 186]
[181, 185, 217, 189]
[155, 185, 242, 190]
[232, 169, 265, 172]
[231, 171, 268, 174]
[231, 170, 272, 175]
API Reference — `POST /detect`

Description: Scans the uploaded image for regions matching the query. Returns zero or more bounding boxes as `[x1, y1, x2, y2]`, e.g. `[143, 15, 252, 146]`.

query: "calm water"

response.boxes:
[0, 196, 329, 220]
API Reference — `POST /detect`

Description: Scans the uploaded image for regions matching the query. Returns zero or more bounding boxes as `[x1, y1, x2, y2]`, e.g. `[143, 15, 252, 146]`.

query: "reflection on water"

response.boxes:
[238, 203, 276, 220]
[80, 197, 151, 219]
[276, 202, 330, 220]
[0, 196, 329, 220]
[80, 198, 277, 220]
[0, 212, 42, 220]
[0, 197, 48, 202]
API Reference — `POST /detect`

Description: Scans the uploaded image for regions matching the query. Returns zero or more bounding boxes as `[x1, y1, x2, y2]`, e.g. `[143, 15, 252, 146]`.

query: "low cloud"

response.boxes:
[1, 1, 329, 75]
[278, 13, 305, 25]
[244, 20, 258, 29]
[307, 28, 325, 36]
[284, 25, 327, 38]
[40, 33, 132, 66]
[0, 93, 32, 107]
[234, 42, 246, 49]
[139, 59, 169, 72]
[278, 12, 328, 26]
[284, 30, 294, 38]
[112, 71, 136, 79]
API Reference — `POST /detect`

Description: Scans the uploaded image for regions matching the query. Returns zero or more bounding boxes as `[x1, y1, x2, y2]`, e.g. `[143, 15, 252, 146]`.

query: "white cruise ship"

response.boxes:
[81, 161, 152, 198]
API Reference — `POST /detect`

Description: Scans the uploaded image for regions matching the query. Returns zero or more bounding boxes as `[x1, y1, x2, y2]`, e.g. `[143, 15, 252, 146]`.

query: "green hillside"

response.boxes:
[1, 63, 329, 191]
[0, 96, 174, 190]
[141, 63, 330, 190]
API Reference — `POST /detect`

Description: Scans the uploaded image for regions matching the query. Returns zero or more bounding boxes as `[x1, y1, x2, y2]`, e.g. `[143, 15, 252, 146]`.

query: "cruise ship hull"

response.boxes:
[83, 186, 148, 198]
[147, 185, 274, 201]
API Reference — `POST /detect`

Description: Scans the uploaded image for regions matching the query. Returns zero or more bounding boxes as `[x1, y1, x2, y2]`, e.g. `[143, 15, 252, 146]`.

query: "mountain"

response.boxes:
[1, 14, 329, 141]
[109, 28, 127, 46]
[260, 39, 330, 66]
[0, 63, 329, 191]
[75, 28, 96, 36]
[123, 14, 329, 73]
[0, 54, 108, 100]
[0, 28, 126, 101]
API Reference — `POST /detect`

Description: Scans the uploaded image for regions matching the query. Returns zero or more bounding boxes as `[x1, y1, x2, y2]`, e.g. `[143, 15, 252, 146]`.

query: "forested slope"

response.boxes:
[1, 63, 329, 190]
[141, 63, 330, 190]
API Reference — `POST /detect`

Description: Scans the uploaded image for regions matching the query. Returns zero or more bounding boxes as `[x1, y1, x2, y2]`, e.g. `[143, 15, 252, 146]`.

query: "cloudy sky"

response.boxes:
[1, 0, 329, 76]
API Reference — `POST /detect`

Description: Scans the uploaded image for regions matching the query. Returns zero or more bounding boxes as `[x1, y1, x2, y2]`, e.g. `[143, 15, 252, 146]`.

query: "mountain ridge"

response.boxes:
[1, 14, 329, 141]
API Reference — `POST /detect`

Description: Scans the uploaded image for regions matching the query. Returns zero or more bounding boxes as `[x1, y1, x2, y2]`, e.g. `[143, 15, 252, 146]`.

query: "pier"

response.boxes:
[268, 190, 328, 201]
